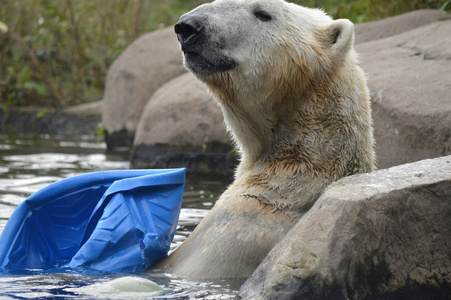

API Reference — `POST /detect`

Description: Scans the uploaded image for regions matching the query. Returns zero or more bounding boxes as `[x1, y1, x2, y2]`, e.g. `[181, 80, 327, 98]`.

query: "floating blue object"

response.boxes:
[0, 168, 185, 273]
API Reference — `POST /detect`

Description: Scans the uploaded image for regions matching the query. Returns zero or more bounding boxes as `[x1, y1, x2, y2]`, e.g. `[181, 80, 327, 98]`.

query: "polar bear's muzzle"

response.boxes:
[175, 13, 237, 75]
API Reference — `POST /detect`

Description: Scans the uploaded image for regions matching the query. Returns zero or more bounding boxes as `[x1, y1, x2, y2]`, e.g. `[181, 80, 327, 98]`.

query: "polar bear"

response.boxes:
[155, 0, 375, 278]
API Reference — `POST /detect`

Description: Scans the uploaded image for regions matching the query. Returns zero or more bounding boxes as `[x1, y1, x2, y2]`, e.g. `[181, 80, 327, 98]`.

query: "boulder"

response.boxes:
[131, 73, 237, 181]
[357, 18, 451, 169]
[238, 155, 451, 300]
[102, 27, 186, 148]
[354, 9, 449, 44]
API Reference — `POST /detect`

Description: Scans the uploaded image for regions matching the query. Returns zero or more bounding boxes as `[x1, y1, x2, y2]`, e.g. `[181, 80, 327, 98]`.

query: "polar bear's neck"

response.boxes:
[205, 60, 373, 174]
[220, 98, 275, 160]
[208, 75, 277, 160]
[206, 74, 304, 163]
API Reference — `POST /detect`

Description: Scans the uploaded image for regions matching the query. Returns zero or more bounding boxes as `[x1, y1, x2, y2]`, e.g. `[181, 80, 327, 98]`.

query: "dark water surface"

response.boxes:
[0, 134, 239, 299]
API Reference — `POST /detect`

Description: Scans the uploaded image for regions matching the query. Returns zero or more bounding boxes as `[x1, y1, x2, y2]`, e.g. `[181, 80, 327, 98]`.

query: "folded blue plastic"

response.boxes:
[0, 168, 185, 273]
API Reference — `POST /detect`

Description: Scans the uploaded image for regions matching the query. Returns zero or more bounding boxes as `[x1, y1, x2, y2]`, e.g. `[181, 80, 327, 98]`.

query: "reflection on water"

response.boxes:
[0, 134, 236, 299]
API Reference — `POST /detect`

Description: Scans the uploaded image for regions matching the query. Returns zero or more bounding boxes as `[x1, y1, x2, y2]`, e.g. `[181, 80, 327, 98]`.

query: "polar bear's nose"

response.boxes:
[175, 15, 205, 44]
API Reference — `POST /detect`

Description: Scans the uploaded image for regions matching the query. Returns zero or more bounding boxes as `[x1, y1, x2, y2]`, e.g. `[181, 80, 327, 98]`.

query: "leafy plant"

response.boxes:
[36, 108, 49, 119]
[0, 0, 208, 108]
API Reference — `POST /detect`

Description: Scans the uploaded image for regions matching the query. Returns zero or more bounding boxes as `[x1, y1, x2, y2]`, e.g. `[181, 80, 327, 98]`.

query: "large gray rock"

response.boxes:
[354, 9, 449, 44]
[102, 27, 185, 148]
[131, 73, 237, 181]
[357, 18, 451, 169]
[238, 155, 451, 299]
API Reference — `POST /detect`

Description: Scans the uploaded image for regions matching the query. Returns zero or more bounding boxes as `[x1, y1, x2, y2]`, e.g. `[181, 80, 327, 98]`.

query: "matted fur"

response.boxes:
[156, 0, 375, 278]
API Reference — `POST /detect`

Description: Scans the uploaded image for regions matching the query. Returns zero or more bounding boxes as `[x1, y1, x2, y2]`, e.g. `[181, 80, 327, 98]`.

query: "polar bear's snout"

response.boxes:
[174, 10, 237, 76]
[175, 15, 205, 46]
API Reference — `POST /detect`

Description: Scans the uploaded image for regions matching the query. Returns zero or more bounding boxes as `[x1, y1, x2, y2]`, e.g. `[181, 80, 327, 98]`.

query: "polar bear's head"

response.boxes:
[175, 0, 362, 159]
[175, 0, 355, 90]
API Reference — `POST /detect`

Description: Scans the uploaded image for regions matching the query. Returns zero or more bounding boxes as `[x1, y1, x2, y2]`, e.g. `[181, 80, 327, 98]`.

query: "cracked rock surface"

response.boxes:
[238, 156, 451, 300]
[356, 15, 451, 169]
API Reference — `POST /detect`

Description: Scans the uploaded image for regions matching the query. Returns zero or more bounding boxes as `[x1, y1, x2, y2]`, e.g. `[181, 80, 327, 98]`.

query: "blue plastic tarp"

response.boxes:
[0, 168, 185, 273]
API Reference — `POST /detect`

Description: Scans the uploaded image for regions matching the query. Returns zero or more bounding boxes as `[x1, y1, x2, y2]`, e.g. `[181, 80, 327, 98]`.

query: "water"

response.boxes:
[0, 134, 240, 299]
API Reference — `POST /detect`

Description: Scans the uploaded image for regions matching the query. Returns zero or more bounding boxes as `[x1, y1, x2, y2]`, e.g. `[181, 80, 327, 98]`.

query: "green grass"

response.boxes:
[0, 0, 448, 108]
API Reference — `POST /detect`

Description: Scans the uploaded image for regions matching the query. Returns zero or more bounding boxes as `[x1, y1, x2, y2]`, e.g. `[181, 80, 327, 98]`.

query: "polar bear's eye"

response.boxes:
[254, 10, 272, 22]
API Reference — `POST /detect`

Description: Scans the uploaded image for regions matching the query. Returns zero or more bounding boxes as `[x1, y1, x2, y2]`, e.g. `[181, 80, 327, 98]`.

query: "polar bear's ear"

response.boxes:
[327, 19, 354, 61]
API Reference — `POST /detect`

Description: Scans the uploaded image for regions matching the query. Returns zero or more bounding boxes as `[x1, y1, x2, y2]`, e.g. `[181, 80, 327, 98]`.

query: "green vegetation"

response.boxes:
[0, 0, 448, 108]
[0, 0, 207, 108]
